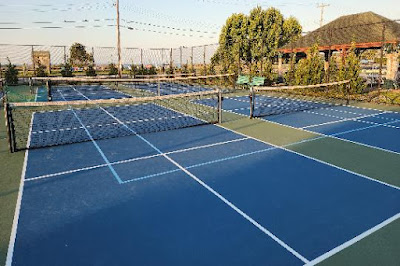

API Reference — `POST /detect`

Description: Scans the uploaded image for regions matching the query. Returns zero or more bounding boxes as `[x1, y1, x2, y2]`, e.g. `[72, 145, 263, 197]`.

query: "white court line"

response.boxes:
[305, 213, 400, 265]
[217, 124, 400, 264]
[59, 87, 123, 184]
[217, 125, 400, 191]
[301, 110, 400, 130]
[34, 87, 38, 102]
[6, 115, 34, 266]
[46, 89, 309, 263]
[301, 112, 387, 129]
[25, 137, 250, 182]
[224, 101, 400, 156]
[95, 99, 310, 263]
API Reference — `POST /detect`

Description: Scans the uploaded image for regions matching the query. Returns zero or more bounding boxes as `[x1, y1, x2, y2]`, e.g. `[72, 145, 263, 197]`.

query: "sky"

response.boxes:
[0, 0, 399, 50]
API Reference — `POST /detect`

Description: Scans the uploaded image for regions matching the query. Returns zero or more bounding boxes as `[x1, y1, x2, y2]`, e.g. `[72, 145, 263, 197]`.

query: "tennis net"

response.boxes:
[249, 80, 351, 118]
[5, 90, 221, 152]
[31, 74, 232, 101]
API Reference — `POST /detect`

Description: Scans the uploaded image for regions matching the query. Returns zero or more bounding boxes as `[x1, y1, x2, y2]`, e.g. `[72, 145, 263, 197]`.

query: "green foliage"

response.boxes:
[324, 56, 339, 83]
[343, 43, 365, 94]
[181, 64, 189, 74]
[212, 7, 302, 75]
[166, 66, 175, 75]
[208, 64, 216, 75]
[86, 65, 97, 76]
[284, 54, 296, 84]
[108, 63, 118, 76]
[36, 63, 48, 77]
[290, 43, 325, 85]
[5, 59, 19, 85]
[69, 43, 93, 67]
[129, 65, 157, 76]
[61, 63, 73, 77]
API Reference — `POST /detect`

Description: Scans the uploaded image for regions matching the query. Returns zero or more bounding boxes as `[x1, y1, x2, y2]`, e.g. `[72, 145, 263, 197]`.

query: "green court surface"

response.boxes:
[0, 86, 399, 265]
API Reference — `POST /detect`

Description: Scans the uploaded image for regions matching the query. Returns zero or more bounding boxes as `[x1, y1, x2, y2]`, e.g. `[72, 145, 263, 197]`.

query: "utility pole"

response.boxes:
[317, 3, 330, 27]
[115, 0, 122, 77]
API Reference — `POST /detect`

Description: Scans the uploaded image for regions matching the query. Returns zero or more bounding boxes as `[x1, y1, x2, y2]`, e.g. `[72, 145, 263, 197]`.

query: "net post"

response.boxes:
[157, 78, 161, 96]
[29, 77, 33, 94]
[217, 89, 223, 123]
[46, 80, 52, 101]
[249, 87, 255, 118]
[4, 102, 16, 153]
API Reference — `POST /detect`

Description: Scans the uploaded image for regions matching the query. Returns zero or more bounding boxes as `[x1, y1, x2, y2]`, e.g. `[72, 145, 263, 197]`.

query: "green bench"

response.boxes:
[236, 75, 250, 87]
[249, 76, 265, 87]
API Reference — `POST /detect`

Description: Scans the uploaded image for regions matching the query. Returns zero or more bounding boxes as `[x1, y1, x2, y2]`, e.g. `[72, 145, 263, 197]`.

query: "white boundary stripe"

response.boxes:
[217, 125, 400, 191]
[96, 100, 309, 263]
[6, 114, 34, 266]
[225, 101, 400, 156]
[58, 88, 123, 184]
[302, 111, 387, 129]
[305, 213, 400, 265]
[169, 154, 310, 264]
[34, 87, 38, 102]
[25, 137, 250, 182]
[54, 90, 308, 262]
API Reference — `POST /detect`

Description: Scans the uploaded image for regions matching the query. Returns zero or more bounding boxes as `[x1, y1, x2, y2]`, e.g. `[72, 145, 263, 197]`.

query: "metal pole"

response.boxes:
[115, 0, 122, 78]
[169, 48, 173, 72]
[378, 23, 386, 90]
[203, 45, 207, 75]
[217, 89, 222, 123]
[63, 46, 67, 65]
[191, 46, 194, 74]
[180, 46, 183, 70]
[140, 49, 143, 66]
[249, 87, 255, 118]
[4, 103, 15, 153]
[32, 45, 36, 75]
[46, 80, 52, 101]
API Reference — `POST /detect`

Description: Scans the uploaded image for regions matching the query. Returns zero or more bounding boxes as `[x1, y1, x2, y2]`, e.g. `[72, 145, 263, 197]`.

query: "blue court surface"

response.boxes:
[8, 106, 400, 265]
[49, 85, 131, 101]
[199, 95, 400, 154]
[127, 82, 211, 95]
[35, 87, 48, 102]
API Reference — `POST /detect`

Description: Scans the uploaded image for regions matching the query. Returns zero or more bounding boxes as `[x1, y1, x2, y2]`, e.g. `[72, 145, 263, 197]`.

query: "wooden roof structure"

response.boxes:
[280, 12, 400, 53]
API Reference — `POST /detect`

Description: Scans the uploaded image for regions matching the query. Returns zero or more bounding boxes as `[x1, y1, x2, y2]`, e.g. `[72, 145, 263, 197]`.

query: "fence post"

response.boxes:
[191, 46, 194, 74]
[378, 23, 386, 91]
[63, 46, 67, 64]
[169, 48, 173, 72]
[31, 45, 36, 75]
[179, 46, 183, 70]
[203, 45, 207, 75]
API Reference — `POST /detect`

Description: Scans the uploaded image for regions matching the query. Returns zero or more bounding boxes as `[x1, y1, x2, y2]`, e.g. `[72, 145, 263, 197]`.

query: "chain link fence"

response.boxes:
[0, 43, 219, 75]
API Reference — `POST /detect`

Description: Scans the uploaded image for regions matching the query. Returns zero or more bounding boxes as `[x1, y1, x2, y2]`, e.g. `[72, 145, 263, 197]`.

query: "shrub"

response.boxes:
[5, 59, 19, 85]
[108, 63, 118, 76]
[61, 63, 73, 77]
[86, 65, 97, 76]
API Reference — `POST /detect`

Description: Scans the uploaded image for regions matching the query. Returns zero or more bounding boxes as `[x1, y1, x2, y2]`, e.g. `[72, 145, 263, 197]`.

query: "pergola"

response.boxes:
[278, 12, 400, 80]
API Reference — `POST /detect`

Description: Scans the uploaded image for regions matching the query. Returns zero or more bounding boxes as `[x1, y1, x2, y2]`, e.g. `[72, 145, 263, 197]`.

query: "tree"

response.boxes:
[5, 59, 19, 85]
[291, 43, 325, 85]
[36, 63, 48, 77]
[343, 43, 365, 94]
[212, 13, 248, 74]
[61, 63, 73, 77]
[69, 43, 91, 67]
[86, 65, 97, 76]
[212, 7, 302, 76]
[108, 63, 118, 76]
